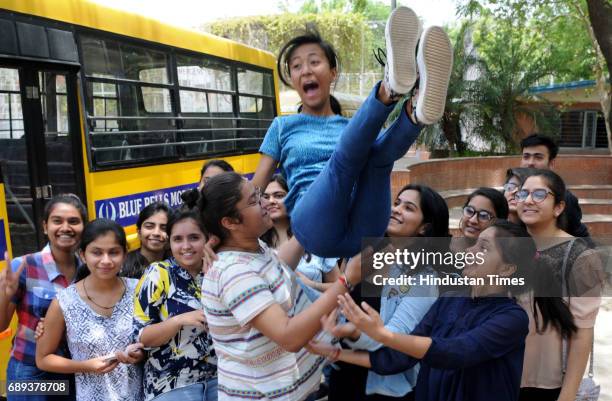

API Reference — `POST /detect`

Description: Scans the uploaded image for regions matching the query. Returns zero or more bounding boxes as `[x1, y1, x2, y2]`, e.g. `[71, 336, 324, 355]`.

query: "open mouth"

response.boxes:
[303, 81, 319, 95]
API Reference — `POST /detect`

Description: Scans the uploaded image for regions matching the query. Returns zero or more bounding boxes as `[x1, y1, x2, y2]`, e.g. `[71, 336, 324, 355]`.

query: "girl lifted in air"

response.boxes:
[252, 6, 453, 258]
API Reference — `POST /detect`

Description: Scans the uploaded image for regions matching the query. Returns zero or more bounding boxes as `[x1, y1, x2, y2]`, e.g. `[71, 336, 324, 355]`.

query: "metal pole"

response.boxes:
[391, 0, 396, 9]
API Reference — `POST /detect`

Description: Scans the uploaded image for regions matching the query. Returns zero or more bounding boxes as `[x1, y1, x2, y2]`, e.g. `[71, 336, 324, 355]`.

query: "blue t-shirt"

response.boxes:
[259, 113, 349, 213]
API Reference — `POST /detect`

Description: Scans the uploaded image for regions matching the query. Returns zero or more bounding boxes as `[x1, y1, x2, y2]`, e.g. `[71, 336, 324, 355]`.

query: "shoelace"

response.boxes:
[373, 48, 387, 67]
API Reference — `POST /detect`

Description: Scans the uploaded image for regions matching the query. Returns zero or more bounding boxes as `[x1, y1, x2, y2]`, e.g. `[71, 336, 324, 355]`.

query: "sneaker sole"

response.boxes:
[416, 26, 453, 125]
[385, 6, 421, 94]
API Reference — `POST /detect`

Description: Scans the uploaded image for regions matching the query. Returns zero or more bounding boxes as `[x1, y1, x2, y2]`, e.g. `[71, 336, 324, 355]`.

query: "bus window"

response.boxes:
[237, 68, 275, 153]
[177, 54, 236, 155]
[80, 34, 176, 166]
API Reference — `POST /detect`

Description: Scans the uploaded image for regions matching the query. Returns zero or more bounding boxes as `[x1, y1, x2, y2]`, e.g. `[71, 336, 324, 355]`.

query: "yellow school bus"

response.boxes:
[0, 0, 279, 386]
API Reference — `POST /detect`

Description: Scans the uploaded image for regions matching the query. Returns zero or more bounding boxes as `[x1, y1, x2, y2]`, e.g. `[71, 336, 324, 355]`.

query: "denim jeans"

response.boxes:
[292, 82, 422, 257]
[6, 357, 76, 401]
[151, 378, 218, 401]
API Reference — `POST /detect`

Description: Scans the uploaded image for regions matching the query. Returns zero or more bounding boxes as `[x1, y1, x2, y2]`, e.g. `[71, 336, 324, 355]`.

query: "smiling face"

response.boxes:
[235, 181, 273, 238]
[517, 176, 564, 228]
[169, 218, 206, 271]
[288, 43, 337, 115]
[461, 195, 496, 239]
[138, 211, 168, 254]
[463, 227, 512, 280]
[263, 181, 288, 222]
[43, 202, 85, 252]
[80, 232, 126, 280]
[386, 189, 426, 237]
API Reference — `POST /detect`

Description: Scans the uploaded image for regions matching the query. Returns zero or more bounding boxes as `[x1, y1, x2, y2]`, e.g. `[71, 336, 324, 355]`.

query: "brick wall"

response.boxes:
[391, 155, 612, 196]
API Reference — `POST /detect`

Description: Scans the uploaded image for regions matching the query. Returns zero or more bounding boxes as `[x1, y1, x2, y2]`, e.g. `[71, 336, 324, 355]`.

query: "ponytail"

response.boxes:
[297, 95, 342, 116]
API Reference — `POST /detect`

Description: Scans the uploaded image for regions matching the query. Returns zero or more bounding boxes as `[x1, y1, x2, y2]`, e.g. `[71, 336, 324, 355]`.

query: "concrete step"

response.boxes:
[579, 199, 612, 215]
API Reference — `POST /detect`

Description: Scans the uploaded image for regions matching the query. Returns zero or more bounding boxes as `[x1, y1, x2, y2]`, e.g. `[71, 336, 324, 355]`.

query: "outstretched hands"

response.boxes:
[337, 293, 387, 343]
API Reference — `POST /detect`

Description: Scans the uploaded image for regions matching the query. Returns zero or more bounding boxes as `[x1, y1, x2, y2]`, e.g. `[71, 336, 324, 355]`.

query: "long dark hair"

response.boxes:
[489, 220, 577, 338]
[198, 172, 244, 242]
[465, 187, 509, 219]
[75, 219, 127, 282]
[278, 30, 342, 115]
[261, 174, 292, 248]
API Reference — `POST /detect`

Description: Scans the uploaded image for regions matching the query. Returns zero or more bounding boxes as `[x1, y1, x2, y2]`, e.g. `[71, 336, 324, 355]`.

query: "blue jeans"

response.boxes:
[292, 82, 422, 257]
[6, 357, 75, 401]
[151, 378, 218, 401]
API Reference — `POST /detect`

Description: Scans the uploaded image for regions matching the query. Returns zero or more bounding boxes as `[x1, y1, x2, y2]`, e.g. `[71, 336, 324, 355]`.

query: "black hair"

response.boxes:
[261, 174, 292, 248]
[166, 209, 207, 239]
[136, 202, 171, 231]
[396, 184, 451, 238]
[200, 159, 234, 181]
[522, 169, 567, 229]
[120, 250, 150, 280]
[75, 219, 127, 282]
[520, 134, 559, 160]
[505, 167, 536, 185]
[43, 193, 88, 224]
[465, 187, 509, 220]
[278, 30, 342, 116]
[198, 172, 244, 242]
[488, 220, 577, 338]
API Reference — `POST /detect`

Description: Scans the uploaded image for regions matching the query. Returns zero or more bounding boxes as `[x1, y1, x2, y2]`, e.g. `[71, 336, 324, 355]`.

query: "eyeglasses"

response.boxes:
[238, 188, 263, 211]
[463, 206, 494, 222]
[515, 189, 554, 203]
[503, 182, 519, 193]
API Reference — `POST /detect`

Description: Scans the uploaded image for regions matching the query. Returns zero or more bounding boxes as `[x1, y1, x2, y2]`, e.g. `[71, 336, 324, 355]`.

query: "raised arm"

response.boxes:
[251, 154, 278, 193]
[277, 237, 305, 270]
[243, 253, 362, 352]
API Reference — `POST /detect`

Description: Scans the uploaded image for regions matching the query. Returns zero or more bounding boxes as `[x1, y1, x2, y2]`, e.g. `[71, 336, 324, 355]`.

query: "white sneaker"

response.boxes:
[415, 26, 453, 125]
[383, 6, 421, 97]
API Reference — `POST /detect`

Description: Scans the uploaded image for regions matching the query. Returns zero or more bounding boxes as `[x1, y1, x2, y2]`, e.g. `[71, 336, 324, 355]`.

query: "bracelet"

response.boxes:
[338, 275, 354, 292]
[327, 348, 341, 362]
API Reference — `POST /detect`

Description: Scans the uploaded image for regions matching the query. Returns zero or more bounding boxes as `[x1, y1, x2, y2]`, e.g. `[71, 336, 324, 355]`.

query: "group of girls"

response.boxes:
[0, 6, 603, 401]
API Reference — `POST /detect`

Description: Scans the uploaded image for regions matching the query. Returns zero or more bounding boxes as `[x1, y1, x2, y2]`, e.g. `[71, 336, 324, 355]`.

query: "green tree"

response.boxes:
[458, 0, 611, 153]
[206, 12, 371, 74]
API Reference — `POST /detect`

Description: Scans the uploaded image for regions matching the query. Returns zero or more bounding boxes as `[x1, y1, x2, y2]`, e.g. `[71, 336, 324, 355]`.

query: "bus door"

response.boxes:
[0, 65, 85, 256]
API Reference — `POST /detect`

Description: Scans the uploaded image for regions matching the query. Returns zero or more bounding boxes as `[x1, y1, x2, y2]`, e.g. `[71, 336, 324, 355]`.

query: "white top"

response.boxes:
[202, 242, 331, 401]
[57, 278, 143, 401]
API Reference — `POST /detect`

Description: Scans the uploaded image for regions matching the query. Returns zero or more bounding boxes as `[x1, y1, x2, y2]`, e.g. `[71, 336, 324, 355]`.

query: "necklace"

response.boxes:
[83, 276, 126, 310]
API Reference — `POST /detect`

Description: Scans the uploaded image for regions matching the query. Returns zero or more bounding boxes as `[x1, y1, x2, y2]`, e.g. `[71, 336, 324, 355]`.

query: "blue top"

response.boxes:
[296, 255, 337, 282]
[344, 267, 438, 397]
[259, 113, 349, 213]
[369, 292, 528, 401]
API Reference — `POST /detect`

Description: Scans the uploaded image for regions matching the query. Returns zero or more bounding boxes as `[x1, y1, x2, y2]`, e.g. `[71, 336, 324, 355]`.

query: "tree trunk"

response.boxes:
[585, 0, 612, 154]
